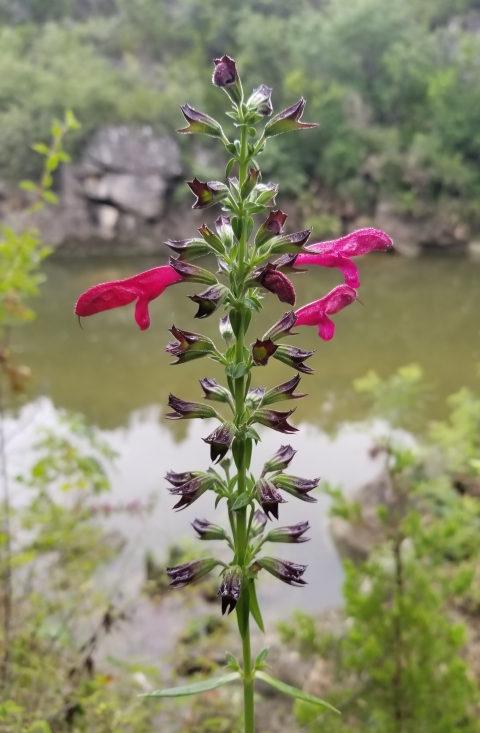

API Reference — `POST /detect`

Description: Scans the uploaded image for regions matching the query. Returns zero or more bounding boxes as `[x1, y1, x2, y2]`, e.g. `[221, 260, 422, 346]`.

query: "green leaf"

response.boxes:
[225, 158, 236, 178]
[19, 180, 38, 192]
[245, 216, 254, 242]
[232, 493, 251, 511]
[226, 362, 247, 380]
[255, 672, 339, 713]
[254, 647, 270, 669]
[142, 672, 241, 698]
[225, 142, 237, 155]
[248, 127, 257, 137]
[31, 143, 49, 155]
[244, 297, 261, 312]
[225, 652, 241, 671]
[249, 580, 265, 633]
[42, 190, 59, 205]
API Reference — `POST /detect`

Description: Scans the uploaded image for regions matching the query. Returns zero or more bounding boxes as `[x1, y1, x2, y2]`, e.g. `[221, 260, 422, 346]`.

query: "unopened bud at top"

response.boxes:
[212, 55, 243, 104]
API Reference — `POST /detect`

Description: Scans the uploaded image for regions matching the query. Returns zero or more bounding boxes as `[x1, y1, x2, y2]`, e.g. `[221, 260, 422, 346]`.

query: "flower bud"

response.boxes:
[166, 326, 215, 365]
[271, 473, 319, 503]
[265, 521, 310, 544]
[254, 408, 298, 434]
[246, 387, 266, 409]
[246, 85, 273, 116]
[177, 103, 224, 138]
[262, 445, 297, 474]
[200, 378, 234, 406]
[169, 258, 218, 286]
[253, 182, 278, 206]
[214, 216, 234, 249]
[255, 478, 286, 520]
[255, 557, 307, 586]
[166, 394, 217, 420]
[219, 315, 234, 343]
[212, 55, 243, 104]
[274, 345, 315, 374]
[187, 178, 229, 209]
[255, 210, 288, 248]
[203, 421, 236, 463]
[251, 338, 278, 367]
[251, 509, 268, 537]
[263, 311, 298, 342]
[264, 98, 317, 138]
[241, 167, 260, 198]
[192, 518, 228, 541]
[252, 263, 296, 306]
[167, 557, 220, 588]
[217, 566, 243, 615]
[167, 472, 217, 510]
[262, 375, 306, 405]
[189, 284, 229, 319]
[268, 228, 312, 255]
[165, 238, 211, 261]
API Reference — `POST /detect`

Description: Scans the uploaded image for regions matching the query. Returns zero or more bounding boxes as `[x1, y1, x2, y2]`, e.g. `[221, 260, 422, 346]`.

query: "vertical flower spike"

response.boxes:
[295, 284, 358, 340]
[74, 265, 182, 331]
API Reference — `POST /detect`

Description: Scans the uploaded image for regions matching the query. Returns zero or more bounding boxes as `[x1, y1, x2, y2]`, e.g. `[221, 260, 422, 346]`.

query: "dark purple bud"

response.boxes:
[169, 257, 218, 286]
[166, 469, 202, 488]
[214, 216, 234, 249]
[265, 521, 310, 544]
[212, 55, 243, 103]
[256, 557, 307, 586]
[241, 167, 260, 198]
[255, 210, 288, 248]
[263, 375, 306, 405]
[198, 224, 225, 254]
[200, 378, 234, 406]
[251, 338, 278, 367]
[264, 98, 317, 138]
[187, 178, 229, 209]
[165, 238, 211, 261]
[274, 344, 315, 374]
[177, 103, 223, 138]
[203, 421, 236, 463]
[167, 557, 219, 588]
[246, 85, 273, 116]
[269, 228, 312, 255]
[166, 394, 217, 420]
[246, 387, 266, 409]
[254, 408, 298, 434]
[254, 182, 278, 207]
[271, 473, 319, 503]
[263, 445, 297, 474]
[252, 263, 296, 306]
[255, 478, 286, 520]
[251, 509, 268, 537]
[263, 311, 298, 342]
[167, 472, 217, 510]
[217, 566, 243, 614]
[166, 326, 215, 365]
[219, 315, 234, 342]
[192, 518, 228, 541]
[274, 253, 308, 274]
[189, 284, 228, 319]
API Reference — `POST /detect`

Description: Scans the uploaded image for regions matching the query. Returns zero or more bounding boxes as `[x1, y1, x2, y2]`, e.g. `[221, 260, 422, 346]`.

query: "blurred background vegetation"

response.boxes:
[1, 0, 480, 238]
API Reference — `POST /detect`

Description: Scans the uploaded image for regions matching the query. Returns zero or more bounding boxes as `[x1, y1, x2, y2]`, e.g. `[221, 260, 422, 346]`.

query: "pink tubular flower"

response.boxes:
[295, 228, 393, 288]
[295, 284, 357, 340]
[75, 266, 182, 331]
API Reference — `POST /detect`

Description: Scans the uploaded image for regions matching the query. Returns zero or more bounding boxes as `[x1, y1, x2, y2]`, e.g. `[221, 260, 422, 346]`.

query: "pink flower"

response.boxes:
[295, 284, 357, 340]
[295, 228, 392, 288]
[75, 266, 182, 331]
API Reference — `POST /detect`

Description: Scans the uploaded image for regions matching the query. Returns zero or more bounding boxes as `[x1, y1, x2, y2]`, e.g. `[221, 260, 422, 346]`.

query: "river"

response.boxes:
[7, 252, 480, 660]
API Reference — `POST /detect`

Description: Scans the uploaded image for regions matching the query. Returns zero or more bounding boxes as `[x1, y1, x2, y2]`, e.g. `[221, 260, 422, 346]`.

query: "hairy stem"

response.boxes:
[235, 117, 255, 733]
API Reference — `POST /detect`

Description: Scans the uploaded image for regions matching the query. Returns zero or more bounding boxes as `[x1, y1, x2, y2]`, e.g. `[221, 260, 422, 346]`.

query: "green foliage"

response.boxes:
[1, 0, 480, 226]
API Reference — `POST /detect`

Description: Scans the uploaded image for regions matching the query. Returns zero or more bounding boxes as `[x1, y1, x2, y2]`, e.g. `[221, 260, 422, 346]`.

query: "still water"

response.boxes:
[8, 253, 480, 659]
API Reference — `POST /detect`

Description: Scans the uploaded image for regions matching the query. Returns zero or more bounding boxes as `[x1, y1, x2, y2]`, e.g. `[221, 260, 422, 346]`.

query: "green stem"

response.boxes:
[234, 117, 255, 733]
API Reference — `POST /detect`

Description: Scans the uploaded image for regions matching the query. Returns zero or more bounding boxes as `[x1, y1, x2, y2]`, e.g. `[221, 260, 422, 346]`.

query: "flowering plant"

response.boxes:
[75, 55, 392, 731]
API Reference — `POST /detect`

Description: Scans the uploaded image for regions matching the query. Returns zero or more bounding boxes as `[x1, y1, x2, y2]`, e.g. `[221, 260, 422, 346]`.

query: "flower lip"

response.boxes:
[203, 422, 236, 463]
[186, 178, 228, 210]
[251, 338, 278, 367]
[263, 374, 306, 405]
[166, 326, 215, 364]
[295, 284, 358, 341]
[254, 408, 298, 434]
[167, 558, 219, 588]
[273, 344, 315, 374]
[265, 521, 311, 544]
[255, 478, 287, 520]
[189, 284, 228, 319]
[74, 265, 182, 331]
[271, 473, 319, 503]
[177, 103, 222, 138]
[263, 445, 297, 474]
[263, 311, 298, 342]
[265, 98, 318, 137]
[165, 394, 217, 420]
